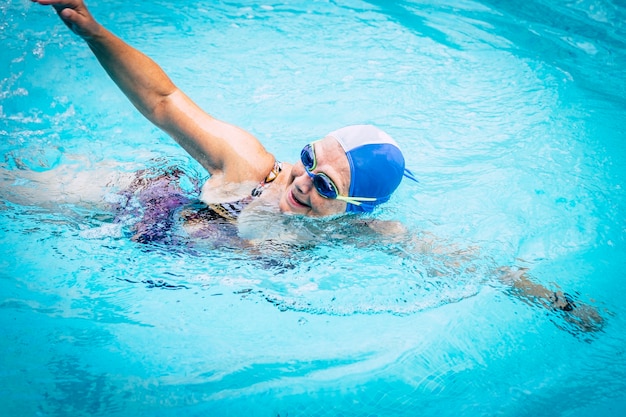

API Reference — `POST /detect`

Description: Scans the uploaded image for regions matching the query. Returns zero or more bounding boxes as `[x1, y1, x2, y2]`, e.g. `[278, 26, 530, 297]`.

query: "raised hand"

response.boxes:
[32, 0, 100, 39]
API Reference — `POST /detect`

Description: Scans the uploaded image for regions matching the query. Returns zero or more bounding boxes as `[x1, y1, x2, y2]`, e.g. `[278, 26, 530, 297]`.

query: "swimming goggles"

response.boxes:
[300, 143, 377, 206]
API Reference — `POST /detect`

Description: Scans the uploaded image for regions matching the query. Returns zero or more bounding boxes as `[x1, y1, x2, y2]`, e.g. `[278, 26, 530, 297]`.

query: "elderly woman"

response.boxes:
[29, 0, 604, 333]
[32, 1, 414, 210]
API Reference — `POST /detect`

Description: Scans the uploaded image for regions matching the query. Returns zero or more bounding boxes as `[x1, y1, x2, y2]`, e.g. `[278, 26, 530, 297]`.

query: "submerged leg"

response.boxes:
[0, 162, 136, 208]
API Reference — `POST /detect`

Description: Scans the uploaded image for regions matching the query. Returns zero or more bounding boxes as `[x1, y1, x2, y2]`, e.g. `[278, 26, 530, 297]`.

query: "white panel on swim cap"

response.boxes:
[327, 125, 399, 152]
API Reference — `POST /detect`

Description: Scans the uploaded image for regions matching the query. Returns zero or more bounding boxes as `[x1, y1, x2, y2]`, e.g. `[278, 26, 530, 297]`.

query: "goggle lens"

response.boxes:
[300, 144, 316, 171]
[312, 173, 338, 199]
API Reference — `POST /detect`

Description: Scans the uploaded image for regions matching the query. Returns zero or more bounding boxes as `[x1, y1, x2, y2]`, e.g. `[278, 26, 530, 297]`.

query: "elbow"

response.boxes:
[147, 95, 171, 126]
[142, 89, 179, 128]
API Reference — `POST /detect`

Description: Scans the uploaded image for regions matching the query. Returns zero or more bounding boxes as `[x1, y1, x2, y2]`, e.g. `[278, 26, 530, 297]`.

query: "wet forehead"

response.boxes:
[314, 136, 351, 194]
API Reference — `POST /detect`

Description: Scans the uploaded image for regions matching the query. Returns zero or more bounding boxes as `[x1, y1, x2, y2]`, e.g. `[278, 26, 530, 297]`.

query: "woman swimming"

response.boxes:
[28, 0, 604, 333]
[30, 0, 415, 221]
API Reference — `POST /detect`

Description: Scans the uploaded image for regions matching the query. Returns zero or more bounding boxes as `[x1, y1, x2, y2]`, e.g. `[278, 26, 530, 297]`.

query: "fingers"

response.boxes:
[32, 0, 85, 14]
[33, 0, 99, 39]
[31, 0, 81, 5]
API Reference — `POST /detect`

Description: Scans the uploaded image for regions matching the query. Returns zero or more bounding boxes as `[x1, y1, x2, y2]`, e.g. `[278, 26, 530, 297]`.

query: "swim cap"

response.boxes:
[327, 124, 407, 213]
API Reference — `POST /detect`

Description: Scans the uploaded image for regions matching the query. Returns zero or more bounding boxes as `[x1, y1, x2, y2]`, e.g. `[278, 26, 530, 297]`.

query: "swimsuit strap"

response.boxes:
[206, 200, 246, 222]
[251, 160, 282, 197]
[205, 161, 283, 222]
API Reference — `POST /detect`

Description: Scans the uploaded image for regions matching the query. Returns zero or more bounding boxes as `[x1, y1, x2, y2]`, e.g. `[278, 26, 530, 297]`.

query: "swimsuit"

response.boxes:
[115, 161, 282, 244]
[197, 161, 282, 222]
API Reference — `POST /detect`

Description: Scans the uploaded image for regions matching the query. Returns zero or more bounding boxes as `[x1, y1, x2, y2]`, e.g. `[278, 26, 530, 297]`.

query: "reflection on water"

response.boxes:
[2, 0, 626, 416]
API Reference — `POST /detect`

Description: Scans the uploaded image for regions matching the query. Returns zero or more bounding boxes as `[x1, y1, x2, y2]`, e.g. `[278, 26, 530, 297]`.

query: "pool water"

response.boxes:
[2, 0, 626, 416]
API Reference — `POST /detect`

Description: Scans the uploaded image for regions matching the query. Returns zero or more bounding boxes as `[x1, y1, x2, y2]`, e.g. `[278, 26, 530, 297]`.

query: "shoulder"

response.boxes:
[358, 218, 408, 238]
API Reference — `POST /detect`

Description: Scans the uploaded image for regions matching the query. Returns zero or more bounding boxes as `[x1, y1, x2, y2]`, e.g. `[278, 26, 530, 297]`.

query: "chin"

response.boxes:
[277, 193, 296, 214]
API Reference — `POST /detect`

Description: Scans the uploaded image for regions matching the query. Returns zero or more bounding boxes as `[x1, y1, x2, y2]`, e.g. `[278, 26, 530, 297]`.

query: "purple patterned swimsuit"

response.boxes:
[115, 162, 282, 245]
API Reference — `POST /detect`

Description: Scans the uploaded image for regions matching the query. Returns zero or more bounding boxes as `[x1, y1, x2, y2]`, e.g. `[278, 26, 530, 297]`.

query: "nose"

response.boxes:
[292, 163, 315, 194]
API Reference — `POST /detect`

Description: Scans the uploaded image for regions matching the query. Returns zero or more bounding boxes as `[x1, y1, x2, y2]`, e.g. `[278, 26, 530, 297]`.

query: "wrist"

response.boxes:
[549, 292, 575, 311]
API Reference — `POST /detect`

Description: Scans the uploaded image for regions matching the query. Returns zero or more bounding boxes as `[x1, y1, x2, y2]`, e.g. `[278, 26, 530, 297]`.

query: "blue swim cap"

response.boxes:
[327, 125, 409, 213]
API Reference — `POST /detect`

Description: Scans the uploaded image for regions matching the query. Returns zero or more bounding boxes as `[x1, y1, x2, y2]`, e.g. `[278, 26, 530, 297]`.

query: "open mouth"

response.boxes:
[289, 189, 310, 208]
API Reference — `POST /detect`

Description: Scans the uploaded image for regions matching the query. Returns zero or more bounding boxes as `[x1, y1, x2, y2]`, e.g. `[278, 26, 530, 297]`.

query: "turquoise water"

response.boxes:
[2, 0, 626, 415]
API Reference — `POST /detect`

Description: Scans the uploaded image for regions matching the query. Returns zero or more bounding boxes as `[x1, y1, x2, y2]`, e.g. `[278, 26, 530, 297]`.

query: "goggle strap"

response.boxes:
[404, 168, 419, 183]
[335, 195, 377, 205]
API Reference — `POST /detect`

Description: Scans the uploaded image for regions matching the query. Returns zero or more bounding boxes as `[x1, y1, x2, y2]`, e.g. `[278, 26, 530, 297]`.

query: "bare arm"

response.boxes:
[496, 267, 604, 333]
[361, 222, 605, 334]
[32, 0, 275, 183]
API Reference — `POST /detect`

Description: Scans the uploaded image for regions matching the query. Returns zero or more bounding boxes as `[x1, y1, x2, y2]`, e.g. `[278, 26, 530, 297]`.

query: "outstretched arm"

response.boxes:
[32, 0, 275, 183]
[365, 224, 605, 334]
[496, 266, 604, 334]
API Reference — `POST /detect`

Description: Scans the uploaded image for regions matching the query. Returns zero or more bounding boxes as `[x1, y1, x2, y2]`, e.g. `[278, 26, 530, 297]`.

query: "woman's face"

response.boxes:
[279, 136, 351, 217]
